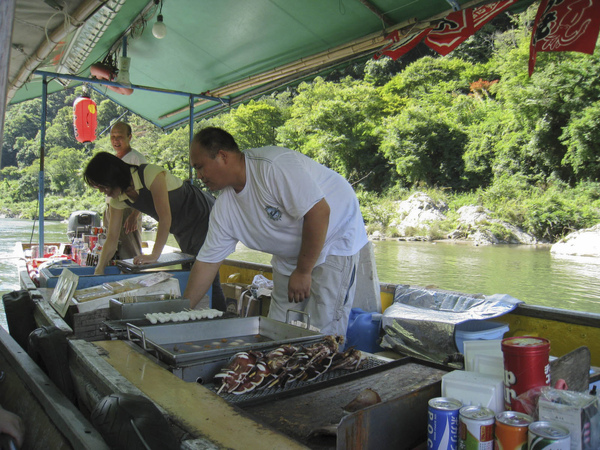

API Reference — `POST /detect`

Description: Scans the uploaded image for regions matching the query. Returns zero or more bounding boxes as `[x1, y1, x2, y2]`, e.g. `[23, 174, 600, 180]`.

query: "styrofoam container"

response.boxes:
[470, 354, 504, 377]
[463, 339, 504, 375]
[441, 370, 505, 414]
[454, 320, 509, 354]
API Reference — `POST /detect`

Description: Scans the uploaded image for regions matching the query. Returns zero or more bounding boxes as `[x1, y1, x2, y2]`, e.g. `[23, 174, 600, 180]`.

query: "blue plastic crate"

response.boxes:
[39, 265, 191, 293]
[454, 320, 509, 354]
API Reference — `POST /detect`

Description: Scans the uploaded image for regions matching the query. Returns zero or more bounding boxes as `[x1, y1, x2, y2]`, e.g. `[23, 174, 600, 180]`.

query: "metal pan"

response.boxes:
[126, 314, 323, 366]
[109, 295, 190, 320]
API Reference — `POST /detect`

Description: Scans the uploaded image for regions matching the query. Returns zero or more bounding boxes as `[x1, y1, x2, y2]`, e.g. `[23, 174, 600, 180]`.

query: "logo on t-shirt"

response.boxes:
[264, 205, 282, 221]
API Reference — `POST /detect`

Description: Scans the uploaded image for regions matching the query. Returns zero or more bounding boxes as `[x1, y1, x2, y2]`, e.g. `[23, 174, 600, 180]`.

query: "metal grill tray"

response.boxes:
[207, 353, 392, 407]
[126, 316, 324, 366]
[109, 296, 190, 320]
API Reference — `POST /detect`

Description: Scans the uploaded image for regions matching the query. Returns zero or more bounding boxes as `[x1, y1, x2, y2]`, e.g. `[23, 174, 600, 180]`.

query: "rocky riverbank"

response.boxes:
[4, 191, 599, 257]
[368, 192, 600, 257]
[368, 192, 540, 245]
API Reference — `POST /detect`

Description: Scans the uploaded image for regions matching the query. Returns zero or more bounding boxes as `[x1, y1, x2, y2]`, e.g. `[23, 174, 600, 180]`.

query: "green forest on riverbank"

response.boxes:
[2, 6, 600, 243]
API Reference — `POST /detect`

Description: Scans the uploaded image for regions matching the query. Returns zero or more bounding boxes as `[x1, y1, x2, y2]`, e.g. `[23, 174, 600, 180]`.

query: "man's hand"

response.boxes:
[133, 254, 159, 265]
[0, 407, 24, 448]
[124, 211, 140, 234]
[288, 269, 312, 302]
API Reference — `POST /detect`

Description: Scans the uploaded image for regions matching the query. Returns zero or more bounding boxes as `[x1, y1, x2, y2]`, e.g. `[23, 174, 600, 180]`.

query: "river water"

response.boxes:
[2, 218, 600, 327]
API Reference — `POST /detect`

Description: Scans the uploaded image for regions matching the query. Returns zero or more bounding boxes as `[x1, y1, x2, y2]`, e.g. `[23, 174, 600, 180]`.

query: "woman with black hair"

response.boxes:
[84, 151, 223, 304]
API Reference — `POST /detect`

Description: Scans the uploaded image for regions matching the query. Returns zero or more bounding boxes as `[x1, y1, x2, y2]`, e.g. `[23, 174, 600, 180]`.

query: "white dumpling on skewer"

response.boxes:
[145, 313, 158, 324]
[157, 313, 169, 323]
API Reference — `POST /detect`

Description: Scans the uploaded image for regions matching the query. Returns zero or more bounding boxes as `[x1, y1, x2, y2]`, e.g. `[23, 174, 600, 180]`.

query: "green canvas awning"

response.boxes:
[8, 0, 537, 129]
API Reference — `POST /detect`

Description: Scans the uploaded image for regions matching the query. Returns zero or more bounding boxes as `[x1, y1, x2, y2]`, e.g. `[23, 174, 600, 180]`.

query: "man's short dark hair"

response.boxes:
[193, 127, 239, 157]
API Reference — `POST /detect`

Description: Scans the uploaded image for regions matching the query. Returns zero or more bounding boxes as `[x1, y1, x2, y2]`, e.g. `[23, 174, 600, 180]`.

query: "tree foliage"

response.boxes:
[3, 5, 600, 238]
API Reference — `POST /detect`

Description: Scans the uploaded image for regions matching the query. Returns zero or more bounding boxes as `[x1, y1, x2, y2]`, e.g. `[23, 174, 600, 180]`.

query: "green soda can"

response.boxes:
[458, 405, 495, 450]
[528, 421, 570, 450]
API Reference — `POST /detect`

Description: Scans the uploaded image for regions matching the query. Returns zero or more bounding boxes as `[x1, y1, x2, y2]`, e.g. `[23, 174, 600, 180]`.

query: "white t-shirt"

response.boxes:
[197, 146, 367, 275]
[121, 148, 147, 165]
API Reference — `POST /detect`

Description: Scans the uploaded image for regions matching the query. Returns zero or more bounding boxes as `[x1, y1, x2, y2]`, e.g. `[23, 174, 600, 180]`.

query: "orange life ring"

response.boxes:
[90, 63, 134, 95]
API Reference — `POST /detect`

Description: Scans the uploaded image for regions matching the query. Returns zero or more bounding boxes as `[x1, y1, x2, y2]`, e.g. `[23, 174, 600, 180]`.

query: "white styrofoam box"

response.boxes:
[463, 339, 504, 376]
[455, 320, 509, 354]
[471, 354, 504, 377]
[441, 370, 505, 415]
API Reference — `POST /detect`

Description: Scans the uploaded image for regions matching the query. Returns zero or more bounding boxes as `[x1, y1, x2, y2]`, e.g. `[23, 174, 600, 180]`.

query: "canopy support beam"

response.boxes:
[188, 95, 195, 180]
[39, 75, 48, 251]
[33, 70, 229, 105]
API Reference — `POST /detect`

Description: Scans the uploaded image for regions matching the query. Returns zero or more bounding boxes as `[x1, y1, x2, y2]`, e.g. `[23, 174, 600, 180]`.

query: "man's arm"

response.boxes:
[95, 206, 123, 275]
[134, 172, 170, 265]
[288, 198, 330, 302]
[123, 209, 141, 234]
[184, 260, 223, 308]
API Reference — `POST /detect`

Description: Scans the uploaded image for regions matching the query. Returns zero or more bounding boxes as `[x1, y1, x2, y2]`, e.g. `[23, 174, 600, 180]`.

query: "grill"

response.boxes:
[125, 316, 324, 366]
[209, 354, 389, 406]
[119, 316, 393, 406]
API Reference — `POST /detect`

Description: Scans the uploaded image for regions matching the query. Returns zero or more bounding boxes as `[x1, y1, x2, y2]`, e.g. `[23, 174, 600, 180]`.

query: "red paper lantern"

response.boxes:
[73, 95, 97, 143]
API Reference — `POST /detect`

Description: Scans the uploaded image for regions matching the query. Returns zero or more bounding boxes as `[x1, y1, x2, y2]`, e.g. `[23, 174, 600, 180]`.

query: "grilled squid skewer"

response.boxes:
[213, 335, 366, 396]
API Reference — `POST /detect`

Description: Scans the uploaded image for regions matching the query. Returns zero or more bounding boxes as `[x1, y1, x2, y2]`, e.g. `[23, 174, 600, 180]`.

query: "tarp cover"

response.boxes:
[380, 285, 521, 367]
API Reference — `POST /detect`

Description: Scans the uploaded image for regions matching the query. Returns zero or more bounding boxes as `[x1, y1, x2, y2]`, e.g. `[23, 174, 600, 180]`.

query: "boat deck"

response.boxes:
[73, 338, 446, 449]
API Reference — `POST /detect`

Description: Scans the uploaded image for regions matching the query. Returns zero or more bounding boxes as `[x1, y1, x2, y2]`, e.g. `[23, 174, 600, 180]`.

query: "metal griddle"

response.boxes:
[126, 316, 324, 366]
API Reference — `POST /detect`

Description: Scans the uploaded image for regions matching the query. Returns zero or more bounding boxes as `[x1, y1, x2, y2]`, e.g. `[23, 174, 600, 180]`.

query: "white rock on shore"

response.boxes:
[381, 191, 538, 245]
[551, 224, 600, 257]
[453, 205, 538, 245]
[390, 192, 448, 235]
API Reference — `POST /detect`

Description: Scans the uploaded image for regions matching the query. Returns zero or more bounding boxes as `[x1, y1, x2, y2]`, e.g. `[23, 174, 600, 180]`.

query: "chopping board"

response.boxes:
[116, 252, 195, 273]
[550, 346, 590, 392]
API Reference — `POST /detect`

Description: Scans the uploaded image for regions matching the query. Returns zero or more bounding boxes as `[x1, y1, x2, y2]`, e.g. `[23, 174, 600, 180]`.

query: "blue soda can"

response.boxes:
[428, 397, 462, 450]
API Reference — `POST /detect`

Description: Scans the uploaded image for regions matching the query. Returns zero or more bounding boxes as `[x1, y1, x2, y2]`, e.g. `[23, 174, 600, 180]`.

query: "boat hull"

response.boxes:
[9, 243, 600, 448]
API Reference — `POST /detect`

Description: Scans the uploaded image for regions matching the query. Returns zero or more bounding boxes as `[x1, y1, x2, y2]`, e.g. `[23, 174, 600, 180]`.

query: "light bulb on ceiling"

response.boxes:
[152, 14, 167, 39]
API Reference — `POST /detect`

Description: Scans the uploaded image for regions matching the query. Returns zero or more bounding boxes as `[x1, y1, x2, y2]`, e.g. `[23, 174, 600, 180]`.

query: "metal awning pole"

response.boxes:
[33, 70, 225, 103]
[188, 95, 195, 180]
[39, 75, 47, 251]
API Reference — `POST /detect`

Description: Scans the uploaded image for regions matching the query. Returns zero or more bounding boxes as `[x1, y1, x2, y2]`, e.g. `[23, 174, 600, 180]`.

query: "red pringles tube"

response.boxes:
[502, 336, 550, 413]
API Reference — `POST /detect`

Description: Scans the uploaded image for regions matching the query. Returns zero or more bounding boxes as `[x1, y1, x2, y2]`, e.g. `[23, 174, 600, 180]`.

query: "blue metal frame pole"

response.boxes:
[189, 95, 194, 180]
[39, 75, 47, 251]
[33, 70, 225, 103]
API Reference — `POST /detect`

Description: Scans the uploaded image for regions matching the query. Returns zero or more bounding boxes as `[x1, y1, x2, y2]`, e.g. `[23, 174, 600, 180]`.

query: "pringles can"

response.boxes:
[528, 421, 570, 449]
[494, 410, 532, 450]
[458, 405, 495, 450]
[501, 336, 550, 413]
[427, 397, 462, 450]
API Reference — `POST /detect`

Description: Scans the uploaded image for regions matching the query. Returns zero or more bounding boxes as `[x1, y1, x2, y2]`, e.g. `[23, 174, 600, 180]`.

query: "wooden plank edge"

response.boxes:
[0, 327, 108, 449]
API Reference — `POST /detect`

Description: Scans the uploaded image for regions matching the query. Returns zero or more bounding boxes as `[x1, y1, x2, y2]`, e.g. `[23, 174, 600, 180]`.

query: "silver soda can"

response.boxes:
[528, 421, 570, 449]
[428, 397, 462, 449]
[458, 405, 495, 450]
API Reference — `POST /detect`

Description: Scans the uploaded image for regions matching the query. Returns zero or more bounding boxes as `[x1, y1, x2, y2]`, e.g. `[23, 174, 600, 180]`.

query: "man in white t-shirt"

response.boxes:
[185, 127, 372, 336]
[103, 122, 147, 259]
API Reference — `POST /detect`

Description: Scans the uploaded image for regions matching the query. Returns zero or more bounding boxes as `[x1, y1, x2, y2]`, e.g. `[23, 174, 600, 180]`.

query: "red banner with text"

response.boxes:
[374, 0, 518, 60]
[529, 0, 600, 76]
[425, 0, 517, 55]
